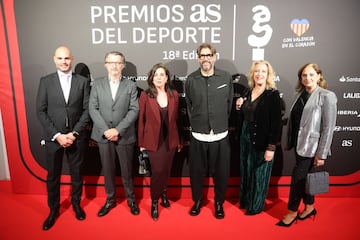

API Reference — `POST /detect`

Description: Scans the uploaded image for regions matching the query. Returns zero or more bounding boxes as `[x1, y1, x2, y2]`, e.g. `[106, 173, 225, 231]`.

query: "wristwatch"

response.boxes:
[72, 131, 79, 138]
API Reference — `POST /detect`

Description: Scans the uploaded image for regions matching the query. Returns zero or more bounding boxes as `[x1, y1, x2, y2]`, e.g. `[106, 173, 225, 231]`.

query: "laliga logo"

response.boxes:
[290, 19, 310, 37]
[248, 5, 273, 61]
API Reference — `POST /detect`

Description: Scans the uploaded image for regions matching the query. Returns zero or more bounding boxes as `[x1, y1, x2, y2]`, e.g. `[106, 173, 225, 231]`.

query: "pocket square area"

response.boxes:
[217, 84, 227, 89]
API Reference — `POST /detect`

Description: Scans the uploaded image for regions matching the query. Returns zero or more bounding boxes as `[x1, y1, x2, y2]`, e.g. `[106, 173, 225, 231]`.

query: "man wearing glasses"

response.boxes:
[185, 43, 233, 219]
[89, 51, 140, 217]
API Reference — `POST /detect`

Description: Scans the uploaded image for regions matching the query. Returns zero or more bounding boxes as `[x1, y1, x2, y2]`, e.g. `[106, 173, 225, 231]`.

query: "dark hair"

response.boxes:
[296, 63, 327, 92]
[104, 51, 126, 66]
[196, 43, 217, 57]
[74, 63, 91, 80]
[145, 63, 174, 98]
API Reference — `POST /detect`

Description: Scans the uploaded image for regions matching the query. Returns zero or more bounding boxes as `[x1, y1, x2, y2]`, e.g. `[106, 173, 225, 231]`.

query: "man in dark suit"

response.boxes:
[89, 51, 140, 217]
[36, 46, 90, 230]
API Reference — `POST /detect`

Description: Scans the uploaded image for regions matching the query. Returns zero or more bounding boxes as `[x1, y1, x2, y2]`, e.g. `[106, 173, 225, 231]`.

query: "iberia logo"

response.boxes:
[290, 19, 310, 36]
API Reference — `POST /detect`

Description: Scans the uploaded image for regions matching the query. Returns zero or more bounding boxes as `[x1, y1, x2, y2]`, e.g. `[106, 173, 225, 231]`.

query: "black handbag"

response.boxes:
[305, 167, 329, 195]
[138, 150, 151, 175]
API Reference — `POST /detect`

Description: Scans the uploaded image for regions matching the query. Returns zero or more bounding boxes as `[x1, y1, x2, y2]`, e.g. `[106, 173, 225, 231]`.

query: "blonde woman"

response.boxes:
[236, 60, 282, 215]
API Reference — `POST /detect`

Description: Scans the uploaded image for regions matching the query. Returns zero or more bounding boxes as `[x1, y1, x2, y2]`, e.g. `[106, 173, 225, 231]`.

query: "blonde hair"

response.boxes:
[247, 60, 277, 90]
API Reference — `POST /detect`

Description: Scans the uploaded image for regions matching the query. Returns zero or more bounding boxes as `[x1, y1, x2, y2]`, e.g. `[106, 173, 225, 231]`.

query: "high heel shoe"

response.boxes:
[151, 200, 159, 221]
[298, 208, 317, 221]
[160, 193, 170, 208]
[276, 216, 297, 227]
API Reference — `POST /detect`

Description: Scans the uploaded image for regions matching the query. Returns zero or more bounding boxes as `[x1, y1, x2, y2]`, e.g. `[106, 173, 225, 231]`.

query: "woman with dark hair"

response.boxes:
[138, 63, 181, 221]
[276, 63, 337, 227]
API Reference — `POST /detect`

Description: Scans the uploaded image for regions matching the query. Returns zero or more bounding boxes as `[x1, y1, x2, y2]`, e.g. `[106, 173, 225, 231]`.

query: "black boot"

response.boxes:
[42, 209, 59, 230]
[215, 202, 224, 219]
[151, 200, 159, 221]
[160, 192, 170, 208]
[190, 199, 202, 216]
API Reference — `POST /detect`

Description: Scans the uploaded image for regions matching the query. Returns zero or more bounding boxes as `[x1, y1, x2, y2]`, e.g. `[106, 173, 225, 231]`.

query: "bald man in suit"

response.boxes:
[89, 51, 140, 217]
[36, 46, 90, 230]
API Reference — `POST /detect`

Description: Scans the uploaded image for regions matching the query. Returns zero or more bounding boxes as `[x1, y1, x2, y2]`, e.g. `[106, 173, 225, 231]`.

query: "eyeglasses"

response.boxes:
[199, 54, 214, 59]
[106, 62, 123, 66]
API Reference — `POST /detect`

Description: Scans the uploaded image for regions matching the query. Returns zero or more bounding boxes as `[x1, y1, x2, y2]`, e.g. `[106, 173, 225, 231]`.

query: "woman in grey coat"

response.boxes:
[276, 63, 337, 227]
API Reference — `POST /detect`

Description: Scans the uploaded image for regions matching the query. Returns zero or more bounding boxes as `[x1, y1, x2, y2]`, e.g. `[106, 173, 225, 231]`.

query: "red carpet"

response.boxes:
[0, 180, 359, 239]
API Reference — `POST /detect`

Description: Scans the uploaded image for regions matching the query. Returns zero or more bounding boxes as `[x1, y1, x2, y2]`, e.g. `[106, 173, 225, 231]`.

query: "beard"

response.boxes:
[201, 61, 213, 72]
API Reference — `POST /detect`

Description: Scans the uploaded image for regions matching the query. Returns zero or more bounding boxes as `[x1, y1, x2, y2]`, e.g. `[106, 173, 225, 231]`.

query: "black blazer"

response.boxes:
[36, 72, 90, 141]
[240, 89, 282, 151]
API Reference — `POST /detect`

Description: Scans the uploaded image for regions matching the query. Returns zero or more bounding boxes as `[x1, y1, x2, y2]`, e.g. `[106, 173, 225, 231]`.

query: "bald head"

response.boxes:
[53, 46, 73, 73]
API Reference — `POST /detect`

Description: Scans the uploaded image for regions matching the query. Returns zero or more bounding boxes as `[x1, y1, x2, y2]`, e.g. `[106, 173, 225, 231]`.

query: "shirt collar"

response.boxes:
[57, 70, 72, 78]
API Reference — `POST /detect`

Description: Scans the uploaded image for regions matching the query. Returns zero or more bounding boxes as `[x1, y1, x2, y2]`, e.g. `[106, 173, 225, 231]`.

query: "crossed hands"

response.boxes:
[56, 133, 76, 148]
[104, 128, 120, 142]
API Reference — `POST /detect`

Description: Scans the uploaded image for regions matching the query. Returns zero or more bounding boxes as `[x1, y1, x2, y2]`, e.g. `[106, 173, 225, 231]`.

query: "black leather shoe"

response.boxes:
[98, 202, 116, 217]
[129, 202, 140, 215]
[297, 208, 317, 221]
[160, 193, 171, 208]
[190, 200, 202, 216]
[215, 202, 224, 219]
[276, 216, 298, 227]
[73, 205, 86, 220]
[42, 210, 59, 231]
[151, 200, 159, 221]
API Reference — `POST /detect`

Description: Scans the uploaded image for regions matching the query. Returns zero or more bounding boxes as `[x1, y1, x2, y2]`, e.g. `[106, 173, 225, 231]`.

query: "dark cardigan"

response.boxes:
[239, 89, 282, 151]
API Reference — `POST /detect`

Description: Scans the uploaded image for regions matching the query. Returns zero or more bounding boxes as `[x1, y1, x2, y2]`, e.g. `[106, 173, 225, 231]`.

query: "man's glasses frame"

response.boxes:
[198, 54, 214, 59]
[105, 62, 123, 66]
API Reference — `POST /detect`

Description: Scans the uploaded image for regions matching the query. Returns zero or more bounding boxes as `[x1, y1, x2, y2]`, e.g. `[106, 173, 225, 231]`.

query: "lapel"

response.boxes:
[100, 77, 114, 105]
[112, 77, 125, 106]
[67, 73, 77, 104]
[148, 95, 161, 124]
[167, 93, 174, 121]
[300, 86, 320, 127]
[53, 73, 68, 104]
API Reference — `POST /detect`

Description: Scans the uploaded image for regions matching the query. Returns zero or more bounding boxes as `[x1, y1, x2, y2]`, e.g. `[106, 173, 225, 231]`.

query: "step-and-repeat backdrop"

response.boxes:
[0, 0, 359, 196]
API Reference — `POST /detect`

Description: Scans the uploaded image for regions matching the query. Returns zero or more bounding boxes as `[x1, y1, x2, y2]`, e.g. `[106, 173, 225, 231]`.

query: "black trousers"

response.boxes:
[45, 139, 86, 210]
[148, 145, 175, 201]
[98, 142, 136, 204]
[189, 135, 231, 204]
[288, 152, 315, 211]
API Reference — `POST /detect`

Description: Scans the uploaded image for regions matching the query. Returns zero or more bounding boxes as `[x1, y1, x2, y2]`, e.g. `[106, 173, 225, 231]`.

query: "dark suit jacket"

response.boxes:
[138, 90, 179, 152]
[36, 72, 90, 140]
[185, 68, 233, 134]
[89, 76, 139, 145]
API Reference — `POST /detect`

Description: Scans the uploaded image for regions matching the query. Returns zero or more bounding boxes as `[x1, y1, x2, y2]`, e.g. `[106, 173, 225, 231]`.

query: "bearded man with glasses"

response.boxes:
[185, 43, 233, 219]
